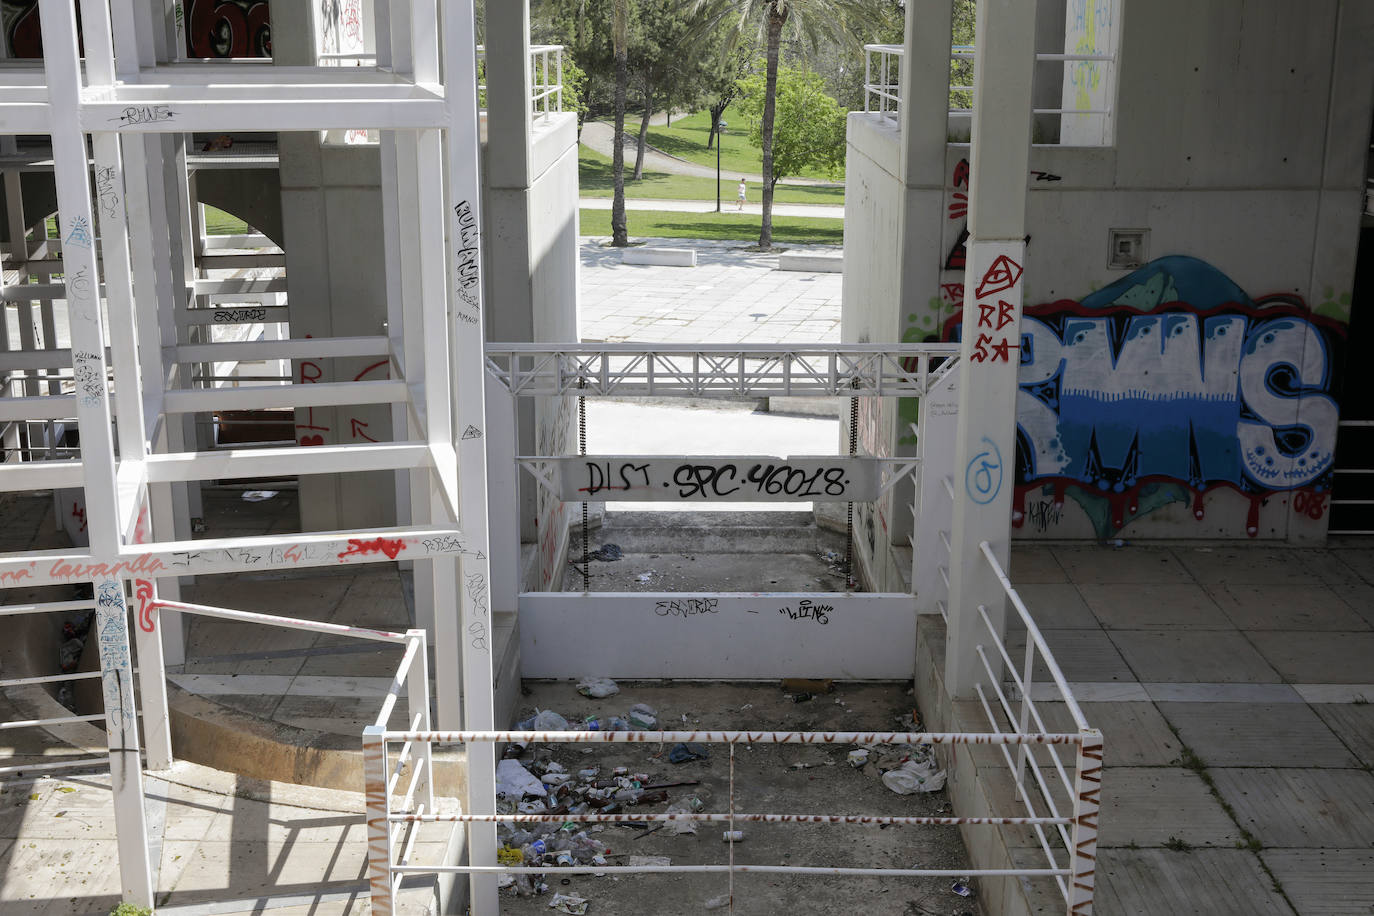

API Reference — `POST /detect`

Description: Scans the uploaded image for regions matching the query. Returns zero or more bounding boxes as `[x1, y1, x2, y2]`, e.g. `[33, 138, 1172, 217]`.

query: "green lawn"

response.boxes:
[644, 109, 844, 182]
[203, 205, 249, 235]
[578, 146, 844, 206]
[578, 208, 844, 245]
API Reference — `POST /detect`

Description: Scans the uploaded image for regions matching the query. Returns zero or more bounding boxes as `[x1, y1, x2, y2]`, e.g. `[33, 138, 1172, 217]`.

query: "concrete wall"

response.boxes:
[841, 113, 905, 590]
[479, 113, 581, 591]
[846, 0, 1374, 544]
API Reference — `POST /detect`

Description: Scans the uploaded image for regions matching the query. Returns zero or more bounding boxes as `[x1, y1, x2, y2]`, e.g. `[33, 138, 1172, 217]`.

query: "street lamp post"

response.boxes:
[715, 120, 728, 212]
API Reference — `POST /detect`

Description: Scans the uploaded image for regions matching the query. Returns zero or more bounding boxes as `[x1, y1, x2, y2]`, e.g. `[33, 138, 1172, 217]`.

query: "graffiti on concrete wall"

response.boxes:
[1, 1, 39, 57]
[0, 0, 270, 58]
[944, 255, 1346, 538]
[185, 0, 271, 58]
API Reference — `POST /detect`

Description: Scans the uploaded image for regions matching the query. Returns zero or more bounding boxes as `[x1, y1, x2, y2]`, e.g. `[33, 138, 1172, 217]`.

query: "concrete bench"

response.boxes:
[622, 246, 697, 267]
[778, 251, 843, 273]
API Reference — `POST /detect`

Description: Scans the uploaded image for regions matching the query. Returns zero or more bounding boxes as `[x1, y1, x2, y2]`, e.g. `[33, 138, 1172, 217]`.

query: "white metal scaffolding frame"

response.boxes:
[0, 0, 496, 908]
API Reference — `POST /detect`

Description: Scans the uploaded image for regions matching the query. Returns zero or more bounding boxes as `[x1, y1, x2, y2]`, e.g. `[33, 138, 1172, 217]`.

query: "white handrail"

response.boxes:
[862, 44, 902, 118]
[152, 598, 409, 644]
[978, 540, 1089, 730]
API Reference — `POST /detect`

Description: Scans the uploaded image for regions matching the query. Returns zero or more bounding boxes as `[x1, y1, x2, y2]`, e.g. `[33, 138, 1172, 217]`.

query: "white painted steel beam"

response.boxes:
[171, 336, 390, 364]
[38, 0, 155, 905]
[0, 525, 478, 586]
[191, 277, 289, 295]
[0, 460, 84, 491]
[145, 442, 432, 483]
[441, 1, 500, 909]
[0, 396, 79, 422]
[79, 97, 448, 133]
[161, 379, 408, 413]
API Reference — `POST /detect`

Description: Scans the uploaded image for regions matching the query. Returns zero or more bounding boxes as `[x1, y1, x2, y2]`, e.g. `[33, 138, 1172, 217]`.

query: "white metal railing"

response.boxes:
[0, 597, 115, 777]
[973, 540, 1101, 914]
[863, 44, 902, 118]
[948, 40, 1119, 145]
[364, 727, 1092, 916]
[530, 45, 564, 120]
[475, 45, 565, 120]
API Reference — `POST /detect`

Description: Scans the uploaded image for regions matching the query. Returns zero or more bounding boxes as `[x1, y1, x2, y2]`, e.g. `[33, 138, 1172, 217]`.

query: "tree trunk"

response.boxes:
[707, 101, 725, 150]
[611, 32, 629, 246]
[634, 81, 654, 181]
[759, 4, 787, 250]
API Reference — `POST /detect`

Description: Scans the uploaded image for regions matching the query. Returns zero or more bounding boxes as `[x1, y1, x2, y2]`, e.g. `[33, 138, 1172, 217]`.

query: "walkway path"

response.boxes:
[578, 196, 844, 219]
[580, 118, 844, 188]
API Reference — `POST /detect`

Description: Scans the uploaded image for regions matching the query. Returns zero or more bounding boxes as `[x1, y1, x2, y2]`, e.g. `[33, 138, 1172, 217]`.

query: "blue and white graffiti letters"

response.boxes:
[1016, 304, 1340, 500]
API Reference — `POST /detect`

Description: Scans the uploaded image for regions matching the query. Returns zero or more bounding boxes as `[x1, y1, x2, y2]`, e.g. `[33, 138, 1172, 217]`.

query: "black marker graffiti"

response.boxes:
[461, 425, 483, 440]
[576, 460, 853, 500]
[465, 572, 489, 618]
[95, 167, 121, 220]
[777, 599, 832, 625]
[212, 307, 267, 323]
[110, 105, 176, 125]
[653, 597, 720, 618]
[453, 200, 480, 312]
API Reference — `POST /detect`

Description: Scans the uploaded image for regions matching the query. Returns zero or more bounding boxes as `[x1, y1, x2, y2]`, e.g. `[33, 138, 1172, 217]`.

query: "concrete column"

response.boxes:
[886, 0, 956, 568]
[944, 0, 1037, 698]
[485, 0, 533, 188]
[481, 0, 540, 562]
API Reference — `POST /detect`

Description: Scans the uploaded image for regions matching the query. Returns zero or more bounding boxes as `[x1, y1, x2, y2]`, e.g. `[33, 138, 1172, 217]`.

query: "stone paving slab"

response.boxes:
[1246, 631, 1374, 684]
[1157, 702, 1360, 768]
[1090, 847, 1293, 916]
[1031, 700, 1183, 766]
[1009, 582, 1100, 628]
[1311, 703, 1374, 767]
[1005, 628, 1138, 683]
[1262, 848, 1374, 915]
[1050, 545, 1193, 584]
[1007, 545, 1070, 583]
[1077, 582, 1234, 630]
[1209, 767, 1374, 847]
[0, 764, 455, 915]
[1171, 546, 1332, 585]
[1210, 583, 1372, 631]
[1096, 766, 1240, 848]
[1108, 629, 1283, 683]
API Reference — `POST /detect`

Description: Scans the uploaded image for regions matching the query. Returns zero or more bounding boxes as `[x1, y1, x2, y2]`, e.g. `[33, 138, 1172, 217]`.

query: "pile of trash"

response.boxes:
[497, 696, 712, 899]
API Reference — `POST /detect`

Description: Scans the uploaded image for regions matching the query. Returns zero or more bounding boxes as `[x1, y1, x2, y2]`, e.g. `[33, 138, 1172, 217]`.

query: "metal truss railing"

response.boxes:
[485, 343, 960, 399]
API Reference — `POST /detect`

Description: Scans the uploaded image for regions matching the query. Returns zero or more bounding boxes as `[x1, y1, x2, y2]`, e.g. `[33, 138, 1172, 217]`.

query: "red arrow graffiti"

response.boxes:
[350, 418, 378, 442]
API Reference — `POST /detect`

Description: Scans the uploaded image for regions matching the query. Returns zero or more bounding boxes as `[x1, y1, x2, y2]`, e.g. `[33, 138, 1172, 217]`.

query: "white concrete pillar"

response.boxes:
[944, 0, 1038, 699]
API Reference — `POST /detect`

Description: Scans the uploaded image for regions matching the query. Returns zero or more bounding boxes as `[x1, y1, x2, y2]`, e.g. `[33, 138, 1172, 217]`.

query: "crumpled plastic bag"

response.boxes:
[578, 676, 620, 699]
[549, 892, 590, 914]
[496, 759, 547, 799]
[881, 757, 946, 794]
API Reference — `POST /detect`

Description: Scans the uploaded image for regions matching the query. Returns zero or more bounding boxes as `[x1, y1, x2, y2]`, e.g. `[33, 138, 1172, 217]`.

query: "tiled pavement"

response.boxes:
[983, 542, 1374, 915]
[578, 237, 842, 345]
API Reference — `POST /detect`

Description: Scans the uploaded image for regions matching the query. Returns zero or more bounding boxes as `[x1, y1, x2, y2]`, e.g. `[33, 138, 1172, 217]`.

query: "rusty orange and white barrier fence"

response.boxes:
[362, 726, 1102, 916]
[975, 540, 1102, 914]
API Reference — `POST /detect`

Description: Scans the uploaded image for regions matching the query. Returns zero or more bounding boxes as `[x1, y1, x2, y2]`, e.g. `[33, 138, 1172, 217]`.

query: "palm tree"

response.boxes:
[611, 0, 631, 246]
[689, 0, 887, 249]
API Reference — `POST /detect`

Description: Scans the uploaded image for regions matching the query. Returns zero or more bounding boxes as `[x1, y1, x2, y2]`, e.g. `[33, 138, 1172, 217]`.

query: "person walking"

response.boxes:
[736, 179, 747, 211]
